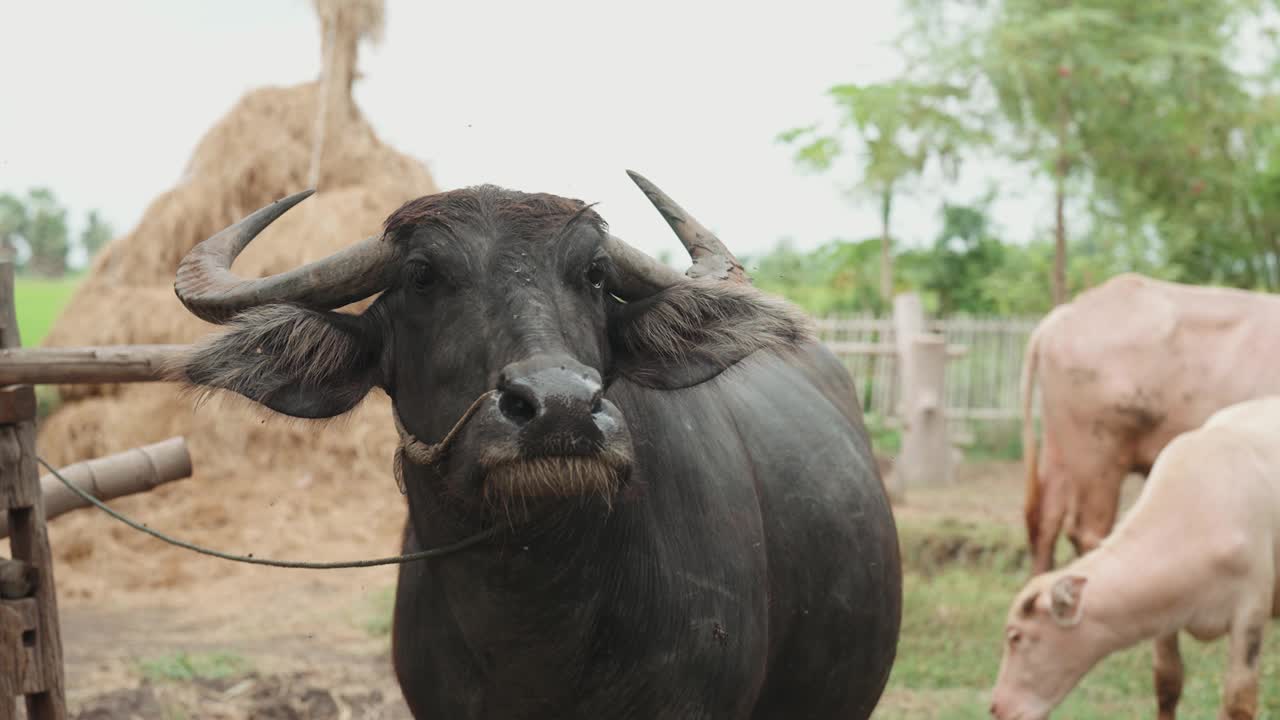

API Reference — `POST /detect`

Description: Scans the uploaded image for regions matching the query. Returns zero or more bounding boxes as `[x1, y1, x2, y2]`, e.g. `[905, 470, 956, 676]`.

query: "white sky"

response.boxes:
[0, 0, 1049, 266]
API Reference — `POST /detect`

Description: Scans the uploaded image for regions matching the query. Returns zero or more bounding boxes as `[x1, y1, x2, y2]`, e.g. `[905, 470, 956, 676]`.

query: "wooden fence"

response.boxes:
[814, 313, 1041, 426]
[0, 262, 195, 719]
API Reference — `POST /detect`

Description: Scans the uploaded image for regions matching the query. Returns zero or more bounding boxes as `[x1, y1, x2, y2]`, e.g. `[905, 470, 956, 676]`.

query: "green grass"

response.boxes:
[14, 275, 79, 347]
[881, 519, 1280, 719]
[137, 651, 252, 683]
[339, 517, 1280, 717]
[864, 412, 903, 455]
[359, 586, 397, 638]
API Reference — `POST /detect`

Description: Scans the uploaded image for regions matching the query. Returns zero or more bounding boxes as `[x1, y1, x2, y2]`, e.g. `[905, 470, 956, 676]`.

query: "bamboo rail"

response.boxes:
[0, 437, 192, 540]
[0, 345, 186, 386]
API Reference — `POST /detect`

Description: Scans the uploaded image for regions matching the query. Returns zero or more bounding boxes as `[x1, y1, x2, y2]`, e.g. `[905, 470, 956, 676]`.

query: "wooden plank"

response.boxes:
[0, 387, 35, 425]
[946, 407, 1024, 421]
[0, 262, 65, 719]
[825, 341, 967, 358]
[0, 602, 20, 720]
[0, 345, 187, 386]
[0, 559, 33, 600]
[0, 598, 41, 695]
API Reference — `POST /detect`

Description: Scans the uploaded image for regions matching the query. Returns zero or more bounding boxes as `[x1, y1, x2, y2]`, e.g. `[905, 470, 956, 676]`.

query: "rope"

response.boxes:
[36, 456, 499, 569]
[31, 391, 506, 569]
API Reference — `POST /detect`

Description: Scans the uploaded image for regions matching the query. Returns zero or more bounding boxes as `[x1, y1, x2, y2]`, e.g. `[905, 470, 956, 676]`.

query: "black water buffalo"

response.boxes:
[171, 171, 902, 719]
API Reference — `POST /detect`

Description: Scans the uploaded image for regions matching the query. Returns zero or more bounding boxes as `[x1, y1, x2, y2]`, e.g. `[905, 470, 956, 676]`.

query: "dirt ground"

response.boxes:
[11, 457, 1143, 718]
[54, 560, 410, 718]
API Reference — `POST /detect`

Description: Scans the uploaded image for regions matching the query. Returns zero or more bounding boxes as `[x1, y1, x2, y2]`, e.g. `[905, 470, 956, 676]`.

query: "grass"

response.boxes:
[14, 274, 79, 347]
[338, 516, 1280, 717]
[359, 586, 397, 638]
[880, 517, 1280, 719]
[865, 412, 903, 455]
[138, 651, 252, 683]
[863, 413, 1024, 463]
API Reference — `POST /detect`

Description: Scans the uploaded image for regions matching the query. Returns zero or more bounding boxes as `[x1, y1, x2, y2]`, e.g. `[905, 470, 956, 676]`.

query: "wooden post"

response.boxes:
[0, 262, 66, 719]
[886, 293, 926, 501]
[0, 603, 18, 720]
[892, 293, 925, 418]
[897, 334, 952, 493]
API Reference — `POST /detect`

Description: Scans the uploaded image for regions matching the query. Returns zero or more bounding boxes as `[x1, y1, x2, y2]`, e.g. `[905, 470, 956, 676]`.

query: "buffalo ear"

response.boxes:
[608, 280, 814, 389]
[177, 305, 383, 419]
[1048, 575, 1088, 628]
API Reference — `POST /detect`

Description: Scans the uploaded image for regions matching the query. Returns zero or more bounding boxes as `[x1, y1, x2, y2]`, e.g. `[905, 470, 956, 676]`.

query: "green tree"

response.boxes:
[750, 236, 887, 315]
[23, 188, 69, 277]
[899, 0, 1280, 296]
[778, 80, 981, 310]
[922, 200, 1007, 315]
[0, 194, 26, 265]
[80, 210, 114, 259]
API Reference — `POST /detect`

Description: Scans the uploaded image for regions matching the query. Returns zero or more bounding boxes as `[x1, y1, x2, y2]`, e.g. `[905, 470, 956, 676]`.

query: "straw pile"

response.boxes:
[32, 1, 439, 603]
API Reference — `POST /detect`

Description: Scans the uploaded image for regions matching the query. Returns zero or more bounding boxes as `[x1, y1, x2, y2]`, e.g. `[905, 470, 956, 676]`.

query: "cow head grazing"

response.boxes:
[172, 172, 810, 519]
[989, 573, 1100, 720]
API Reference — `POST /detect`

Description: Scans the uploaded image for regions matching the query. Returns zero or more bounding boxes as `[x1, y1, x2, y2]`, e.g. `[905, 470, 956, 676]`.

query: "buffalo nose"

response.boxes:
[496, 357, 604, 428]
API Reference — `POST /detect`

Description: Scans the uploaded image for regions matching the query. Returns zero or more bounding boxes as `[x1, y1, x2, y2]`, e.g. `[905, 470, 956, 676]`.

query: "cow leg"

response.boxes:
[1218, 610, 1266, 720]
[1153, 632, 1183, 720]
[1028, 446, 1071, 575]
[1029, 486, 1066, 575]
[1066, 461, 1130, 558]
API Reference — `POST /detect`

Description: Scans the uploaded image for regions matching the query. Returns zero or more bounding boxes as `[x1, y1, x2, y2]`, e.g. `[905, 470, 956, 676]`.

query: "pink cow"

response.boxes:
[993, 395, 1280, 720]
[1022, 273, 1280, 575]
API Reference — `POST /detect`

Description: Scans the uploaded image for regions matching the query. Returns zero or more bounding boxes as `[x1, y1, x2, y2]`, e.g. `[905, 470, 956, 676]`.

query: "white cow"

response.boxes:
[990, 394, 1280, 720]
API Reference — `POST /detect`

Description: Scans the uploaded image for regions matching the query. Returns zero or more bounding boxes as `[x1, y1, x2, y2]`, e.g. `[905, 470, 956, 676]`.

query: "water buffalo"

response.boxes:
[1021, 273, 1280, 575]
[171, 171, 902, 719]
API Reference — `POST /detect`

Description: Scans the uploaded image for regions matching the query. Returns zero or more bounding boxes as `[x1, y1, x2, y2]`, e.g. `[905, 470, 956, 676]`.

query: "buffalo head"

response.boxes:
[173, 171, 807, 517]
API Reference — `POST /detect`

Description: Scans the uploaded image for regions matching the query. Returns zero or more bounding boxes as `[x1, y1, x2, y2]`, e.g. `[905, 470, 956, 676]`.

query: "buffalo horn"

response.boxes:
[625, 170, 749, 284]
[173, 189, 397, 324]
[601, 233, 689, 298]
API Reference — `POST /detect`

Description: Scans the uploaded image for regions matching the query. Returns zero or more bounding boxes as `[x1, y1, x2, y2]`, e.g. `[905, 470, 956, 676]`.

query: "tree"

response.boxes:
[0, 194, 26, 265]
[921, 199, 1006, 315]
[80, 210, 114, 259]
[749, 236, 885, 315]
[779, 80, 981, 310]
[23, 188, 69, 277]
[899, 0, 1280, 297]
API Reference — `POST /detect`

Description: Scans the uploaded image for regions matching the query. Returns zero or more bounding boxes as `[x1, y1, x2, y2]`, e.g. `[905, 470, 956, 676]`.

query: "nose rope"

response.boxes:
[392, 390, 499, 493]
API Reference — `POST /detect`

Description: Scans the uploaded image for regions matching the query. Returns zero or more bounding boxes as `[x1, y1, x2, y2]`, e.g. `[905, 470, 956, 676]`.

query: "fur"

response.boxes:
[172, 304, 380, 418]
[482, 454, 629, 508]
[383, 184, 607, 247]
[613, 278, 815, 374]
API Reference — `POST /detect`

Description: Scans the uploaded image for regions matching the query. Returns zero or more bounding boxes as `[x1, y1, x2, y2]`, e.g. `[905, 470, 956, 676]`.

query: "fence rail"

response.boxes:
[814, 313, 1041, 427]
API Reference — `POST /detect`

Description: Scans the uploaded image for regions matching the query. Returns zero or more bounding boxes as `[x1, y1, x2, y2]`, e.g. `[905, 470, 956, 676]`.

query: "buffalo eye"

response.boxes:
[1006, 628, 1021, 647]
[585, 259, 606, 289]
[407, 261, 433, 293]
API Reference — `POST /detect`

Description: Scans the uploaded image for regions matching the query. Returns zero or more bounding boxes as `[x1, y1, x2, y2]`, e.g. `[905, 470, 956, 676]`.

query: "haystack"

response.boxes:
[32, 1, 437, 603]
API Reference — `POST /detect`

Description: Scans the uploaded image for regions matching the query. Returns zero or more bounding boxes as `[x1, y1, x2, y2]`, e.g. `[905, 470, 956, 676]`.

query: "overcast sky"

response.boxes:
[0, 0, 1048, 264]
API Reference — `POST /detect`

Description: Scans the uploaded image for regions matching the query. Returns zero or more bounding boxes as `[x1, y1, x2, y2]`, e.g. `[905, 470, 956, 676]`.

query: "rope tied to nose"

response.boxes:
[34, 389, 504, 570]
[392, 390, 498, 493]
